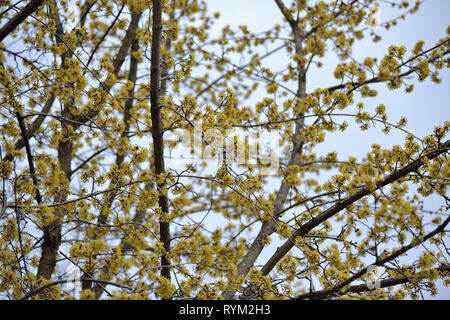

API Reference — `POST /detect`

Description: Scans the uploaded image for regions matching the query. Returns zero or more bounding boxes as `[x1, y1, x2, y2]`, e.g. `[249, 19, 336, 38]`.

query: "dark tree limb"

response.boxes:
[1, 95, 55, 165]
[0, 0, 46, 42]
[15, 111, 42, 204]
[151, 0, 171, 282]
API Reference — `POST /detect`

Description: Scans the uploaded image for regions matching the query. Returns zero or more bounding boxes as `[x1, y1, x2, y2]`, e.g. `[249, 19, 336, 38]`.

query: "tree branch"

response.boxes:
[295, 263, 450, 300]
[274, 0, 296, 29]
[15, 111, 42, 204]
[260, 140, 450, 276]
[150, 0, 171, 282]
[0, 0, 46, 42]
[294, 218, 450, 301]
[19, 278, 135, 300]
[322, 39, 450, 95]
